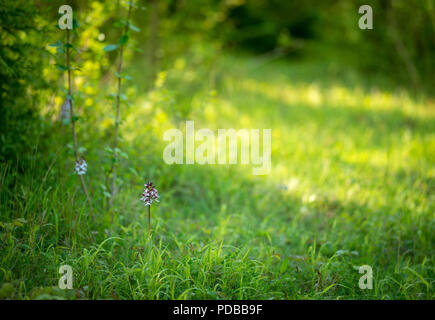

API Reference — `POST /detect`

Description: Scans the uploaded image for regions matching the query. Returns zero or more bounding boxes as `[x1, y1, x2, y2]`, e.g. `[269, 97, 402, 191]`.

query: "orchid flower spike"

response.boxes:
[75, 158, 87, 175]
[141, 182, 159, 206]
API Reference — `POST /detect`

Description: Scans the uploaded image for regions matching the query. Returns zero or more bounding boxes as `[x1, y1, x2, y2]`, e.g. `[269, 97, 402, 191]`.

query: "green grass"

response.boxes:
[0, 53, 433, 300]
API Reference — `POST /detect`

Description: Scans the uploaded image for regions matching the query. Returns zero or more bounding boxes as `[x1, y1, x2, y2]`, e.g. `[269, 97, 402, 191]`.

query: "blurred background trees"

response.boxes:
[1, 0, 433, 164]
[0, 1, 433, 299]
[0, 0, 48, 163]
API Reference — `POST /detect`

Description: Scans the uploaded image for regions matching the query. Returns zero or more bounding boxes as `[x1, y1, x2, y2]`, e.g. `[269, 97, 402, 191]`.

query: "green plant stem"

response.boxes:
[109, 1, 133, 210]
[148, 205, 151, 232]
[66, 29, 92, 214]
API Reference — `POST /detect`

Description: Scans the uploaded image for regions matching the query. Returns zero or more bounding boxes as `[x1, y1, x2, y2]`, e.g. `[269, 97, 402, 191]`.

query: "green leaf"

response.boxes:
[104, 146, 114, 153]
[118, 35, 129, 46]
[72, 18, 80, 29]
[114, 73, 132, 80]
[48, 40, 62, 48]
[280, 257, 289, 273]
[103, 44, 118, 52]
[128, 167, 139, 176]
[128, 24, 140, 32]
[113, 19, 126, 29]
[56, 64, 68, 71]
[106, 93, 117, 100]
[12, 218, 27, 227]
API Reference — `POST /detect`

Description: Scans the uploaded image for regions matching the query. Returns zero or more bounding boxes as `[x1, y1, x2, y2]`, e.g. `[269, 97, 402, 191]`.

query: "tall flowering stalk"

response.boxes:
[141, 182, 159, 231]
[65, 28, 92, 208]
[105, 0, 136, 209]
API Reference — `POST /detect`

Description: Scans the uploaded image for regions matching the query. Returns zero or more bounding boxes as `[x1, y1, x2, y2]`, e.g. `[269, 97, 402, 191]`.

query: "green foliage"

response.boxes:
[224, 0, 435, 94]
[0, 0, 48, 163]
[0, 0, 433, 301]
[1, 54, 434, 299]
[103, 44, 118, 52]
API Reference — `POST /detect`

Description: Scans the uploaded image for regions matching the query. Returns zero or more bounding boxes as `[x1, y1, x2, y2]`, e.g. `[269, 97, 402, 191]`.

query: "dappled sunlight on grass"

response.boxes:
[121, 54, 434, 211]
[230, 73, 432, 119]
[32, 53, 430, 299]
[156, 56, 434, 228]
[3, 0, 434, 301]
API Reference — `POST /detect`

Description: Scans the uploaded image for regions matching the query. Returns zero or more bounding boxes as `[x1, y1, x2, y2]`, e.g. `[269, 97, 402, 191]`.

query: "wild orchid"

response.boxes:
[141, 182, 159, 231]
[51, 19, 92, 213]
[75, 158, 87, 175]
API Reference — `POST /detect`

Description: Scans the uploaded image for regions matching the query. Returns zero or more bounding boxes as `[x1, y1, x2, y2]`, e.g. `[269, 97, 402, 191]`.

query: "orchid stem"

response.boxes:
[148, 205, 151, 232]
[66, 29, 93, 218]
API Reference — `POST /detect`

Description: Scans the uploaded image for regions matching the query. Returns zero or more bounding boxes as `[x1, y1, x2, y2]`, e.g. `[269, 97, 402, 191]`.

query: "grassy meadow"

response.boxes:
[1, 0, 434, 301]
[1, 52, 433, 299]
